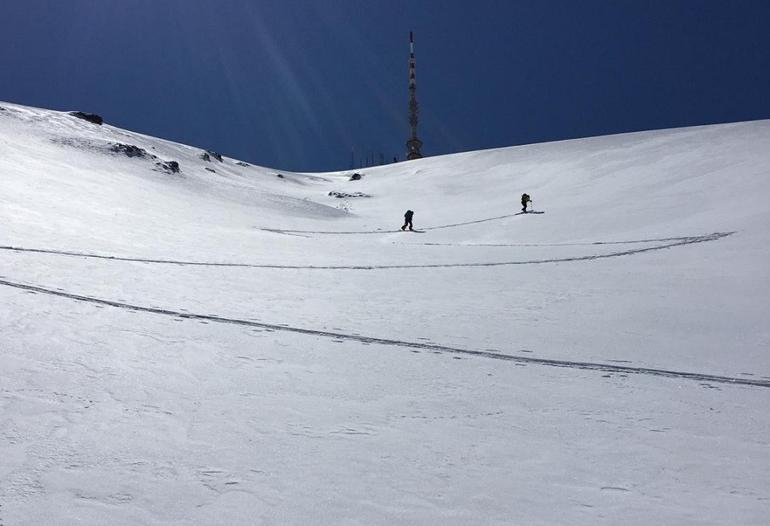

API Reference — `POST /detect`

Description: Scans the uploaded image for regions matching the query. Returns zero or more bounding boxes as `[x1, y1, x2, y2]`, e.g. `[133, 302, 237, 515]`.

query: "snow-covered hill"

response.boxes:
[1, 101, 769, 525]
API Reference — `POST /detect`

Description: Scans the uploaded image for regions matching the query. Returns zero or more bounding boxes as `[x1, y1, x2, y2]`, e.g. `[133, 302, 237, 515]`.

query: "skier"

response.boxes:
[401, 209, 414, 231]
[521, 193, 531, 213]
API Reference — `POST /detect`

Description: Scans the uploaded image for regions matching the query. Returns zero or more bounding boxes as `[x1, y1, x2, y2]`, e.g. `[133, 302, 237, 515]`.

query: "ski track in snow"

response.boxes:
[0, 274, 767, 389]
[0, 232, 732, 270]
[260, 213, 524, 234]
[395, 235, 712, 248]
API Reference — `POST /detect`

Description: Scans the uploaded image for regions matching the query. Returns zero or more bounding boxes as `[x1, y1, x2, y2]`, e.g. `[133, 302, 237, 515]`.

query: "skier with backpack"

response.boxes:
[401, 210, 414, 231]
[521, 193, 531, 213]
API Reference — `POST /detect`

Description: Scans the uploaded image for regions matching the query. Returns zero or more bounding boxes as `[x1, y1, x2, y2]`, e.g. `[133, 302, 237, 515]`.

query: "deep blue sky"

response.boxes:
[2, 0, 769, 171]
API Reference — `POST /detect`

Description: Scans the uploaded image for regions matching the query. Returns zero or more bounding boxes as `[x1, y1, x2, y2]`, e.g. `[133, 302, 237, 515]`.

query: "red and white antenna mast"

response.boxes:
[406, 31, 423, 160]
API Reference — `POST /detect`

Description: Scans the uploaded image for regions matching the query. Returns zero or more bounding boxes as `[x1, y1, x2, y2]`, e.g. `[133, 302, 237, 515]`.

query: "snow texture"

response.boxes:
[1, 101, 769, 525]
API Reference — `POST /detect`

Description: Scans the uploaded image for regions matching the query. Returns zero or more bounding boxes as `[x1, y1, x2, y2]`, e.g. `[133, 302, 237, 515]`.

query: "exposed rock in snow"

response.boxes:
[68, 111, 103, 125]
[156, 160, 180, 173]
[110, 143, 151, 158]
[200, 151, 223, 162]
[328, 191, 371, 198]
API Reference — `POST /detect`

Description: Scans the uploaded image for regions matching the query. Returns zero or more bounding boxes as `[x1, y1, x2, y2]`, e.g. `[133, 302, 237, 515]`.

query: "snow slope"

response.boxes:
[1, 101, 769, 525]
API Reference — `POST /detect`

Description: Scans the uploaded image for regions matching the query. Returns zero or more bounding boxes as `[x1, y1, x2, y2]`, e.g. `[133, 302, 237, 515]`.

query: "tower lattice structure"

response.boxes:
[406, 31, 423, 160]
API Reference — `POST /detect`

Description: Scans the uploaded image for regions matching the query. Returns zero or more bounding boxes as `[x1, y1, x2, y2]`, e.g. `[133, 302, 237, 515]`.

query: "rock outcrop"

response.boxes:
[110, 143, 150, 158]
[69, 111, 103, 125]
[201, 150, 223, 162]
[156, 160, 180, 173]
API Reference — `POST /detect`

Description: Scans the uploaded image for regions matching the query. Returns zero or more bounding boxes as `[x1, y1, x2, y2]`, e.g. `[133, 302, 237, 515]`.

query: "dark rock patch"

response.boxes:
[349, 172, 363, 181]
[201, 150, 223, 162]
[205, 167, 216, 173]
[110, 143, 152, 158]
[236, 161, 250, 167]
[109, 142, 180, 174]
[69, 111, 103, 125]
[329, 191, 371, 199]
[156, 160, 180, 173]
[51, 137, 94, 149]
[276, 173, 285, 179]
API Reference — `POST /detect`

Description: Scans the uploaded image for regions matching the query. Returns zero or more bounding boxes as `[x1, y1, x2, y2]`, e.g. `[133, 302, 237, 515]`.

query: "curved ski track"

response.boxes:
[260, 213, 523, 235]
[396, 235, 709, 248]
[0, 232, 732, 270]
[0, 276, 767, 389]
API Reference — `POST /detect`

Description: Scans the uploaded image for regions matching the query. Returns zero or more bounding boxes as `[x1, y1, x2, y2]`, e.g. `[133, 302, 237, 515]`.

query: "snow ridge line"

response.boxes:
[0, 232, 732, 270]
[1, 275, 767, 389]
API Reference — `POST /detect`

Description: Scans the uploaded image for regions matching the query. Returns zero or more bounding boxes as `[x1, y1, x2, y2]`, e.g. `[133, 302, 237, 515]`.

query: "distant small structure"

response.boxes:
[406, 31, 423, 160]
